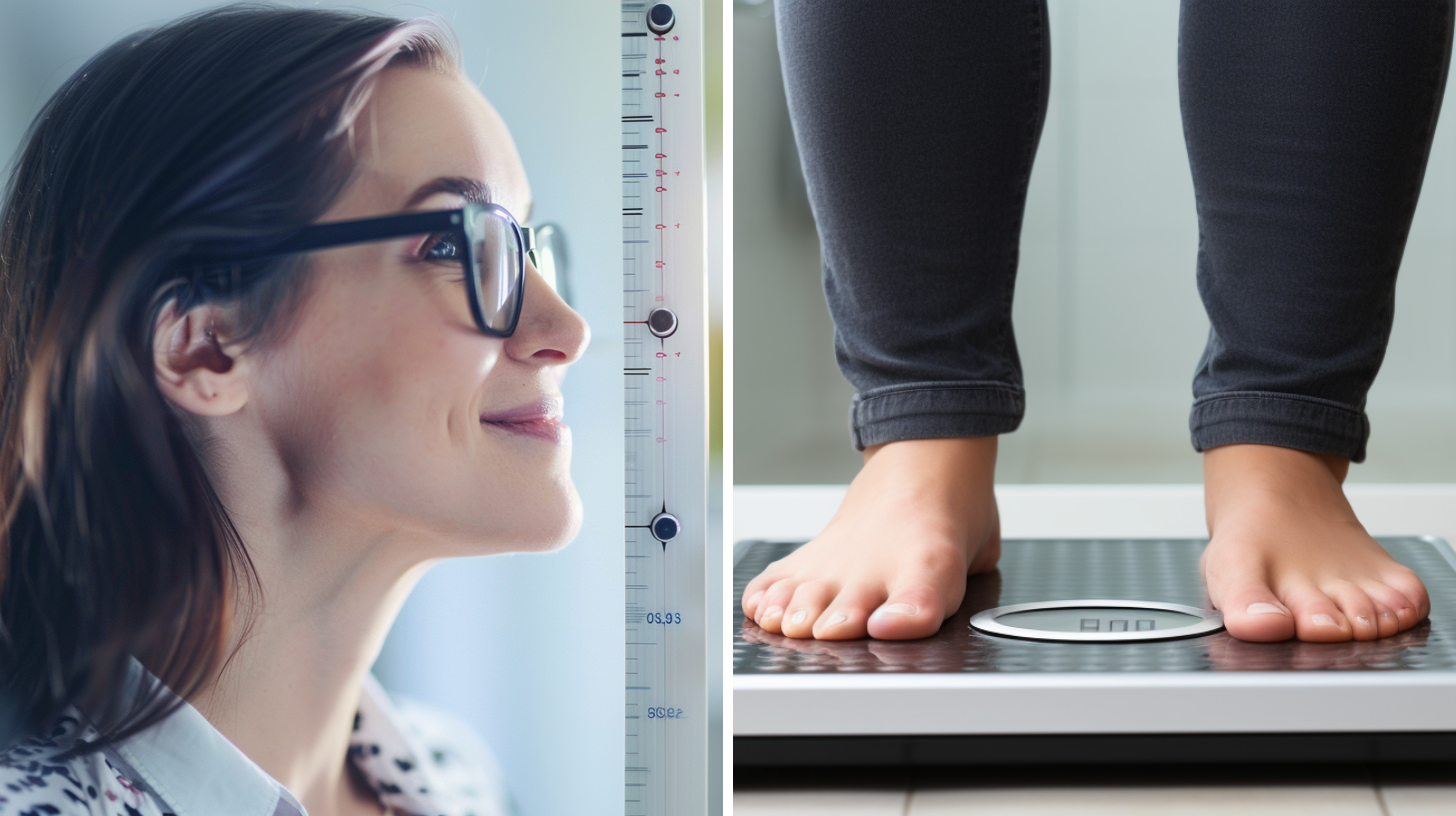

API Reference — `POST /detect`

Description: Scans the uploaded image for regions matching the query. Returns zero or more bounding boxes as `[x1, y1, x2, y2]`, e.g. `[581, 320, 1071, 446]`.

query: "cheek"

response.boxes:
[259, 277, 497, 498]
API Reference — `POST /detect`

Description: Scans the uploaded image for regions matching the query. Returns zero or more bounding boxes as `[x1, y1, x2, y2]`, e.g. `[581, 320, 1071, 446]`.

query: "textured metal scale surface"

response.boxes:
[733, 538, 1456, 674]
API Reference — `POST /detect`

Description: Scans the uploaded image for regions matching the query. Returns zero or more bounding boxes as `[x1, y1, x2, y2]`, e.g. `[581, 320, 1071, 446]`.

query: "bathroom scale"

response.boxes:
[733, 534, 1456, 765]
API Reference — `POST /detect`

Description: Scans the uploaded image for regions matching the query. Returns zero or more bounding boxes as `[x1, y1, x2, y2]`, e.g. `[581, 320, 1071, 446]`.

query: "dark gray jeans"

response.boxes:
[776, 0, 1454, 461]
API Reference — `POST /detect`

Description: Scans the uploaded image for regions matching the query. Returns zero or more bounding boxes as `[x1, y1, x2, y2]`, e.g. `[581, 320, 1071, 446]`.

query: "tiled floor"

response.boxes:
[735, 764, 1456, 815]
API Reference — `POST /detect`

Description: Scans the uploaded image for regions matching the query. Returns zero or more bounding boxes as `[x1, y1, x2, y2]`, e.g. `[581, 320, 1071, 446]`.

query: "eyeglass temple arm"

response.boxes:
[210, 209, 469, 266]
[522, 226, 538, 268]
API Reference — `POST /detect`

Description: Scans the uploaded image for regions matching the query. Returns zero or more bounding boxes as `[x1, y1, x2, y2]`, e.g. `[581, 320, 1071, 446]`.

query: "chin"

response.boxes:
[532, 485, 583, 552]
[498, 480, 583, 554]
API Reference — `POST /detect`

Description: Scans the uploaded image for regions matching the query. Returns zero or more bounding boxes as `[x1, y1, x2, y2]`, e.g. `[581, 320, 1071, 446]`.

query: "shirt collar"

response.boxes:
[107, 657, 296, 816]
[102, 657, 449, 816]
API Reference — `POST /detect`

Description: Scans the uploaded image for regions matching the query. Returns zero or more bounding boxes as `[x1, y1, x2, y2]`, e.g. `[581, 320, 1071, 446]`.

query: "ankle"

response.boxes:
[846, 437, 999, 528]
[1203, 443, 1354, 527]
[862, 436, 997, 480]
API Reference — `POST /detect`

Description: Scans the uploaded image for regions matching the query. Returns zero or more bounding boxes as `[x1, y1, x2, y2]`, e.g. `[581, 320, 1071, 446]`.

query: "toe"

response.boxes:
[1380, 565, 1431, 626]
[754, 578, 801, 634]
[1324, 581, 1379, 641]
[780, 581, 839, 639]
[1361, 580, 1415, 637]
[1217, 586, 1296, 643]
[814, 584, 886, 641]
[1283, 585, 1353, 642]
[741, 589, 765, 619]
[1206, 558, 1295, 642]
[741, 563, 789, 618]
[865, 586, 948, 640]
[1369, 598, 1400, 638]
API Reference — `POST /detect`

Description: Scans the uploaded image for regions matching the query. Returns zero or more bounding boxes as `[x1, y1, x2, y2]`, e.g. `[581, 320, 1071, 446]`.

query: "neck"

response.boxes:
[186, 430, 435, 815]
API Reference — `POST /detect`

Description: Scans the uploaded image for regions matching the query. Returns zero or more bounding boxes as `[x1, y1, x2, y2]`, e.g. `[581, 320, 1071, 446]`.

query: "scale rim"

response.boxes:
[969, 598, 1225, 643]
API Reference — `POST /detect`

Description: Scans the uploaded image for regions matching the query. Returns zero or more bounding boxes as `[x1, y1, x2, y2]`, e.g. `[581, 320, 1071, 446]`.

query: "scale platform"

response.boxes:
[734, 535, 1456, 765]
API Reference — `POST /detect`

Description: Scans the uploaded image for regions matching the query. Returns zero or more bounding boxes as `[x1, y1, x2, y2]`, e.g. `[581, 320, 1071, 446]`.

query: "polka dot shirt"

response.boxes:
[0, 664, 514, 816]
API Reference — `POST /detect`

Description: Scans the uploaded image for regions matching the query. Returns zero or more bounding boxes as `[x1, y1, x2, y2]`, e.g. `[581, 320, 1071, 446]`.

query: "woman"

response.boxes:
[0, 4, 588, 815]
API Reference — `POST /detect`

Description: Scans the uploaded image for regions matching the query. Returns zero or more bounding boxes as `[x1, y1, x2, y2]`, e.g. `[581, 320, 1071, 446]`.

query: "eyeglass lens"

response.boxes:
[471, 207, 521, 332]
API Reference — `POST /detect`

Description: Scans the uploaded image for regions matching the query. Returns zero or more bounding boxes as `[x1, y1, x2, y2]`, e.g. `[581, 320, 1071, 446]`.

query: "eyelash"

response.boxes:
[419, 232, 461, 262]
[415, 233, 467, 281]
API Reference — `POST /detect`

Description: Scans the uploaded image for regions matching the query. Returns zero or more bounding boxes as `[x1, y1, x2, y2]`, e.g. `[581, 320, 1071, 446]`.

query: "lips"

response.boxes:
[479, 398, 566, 443]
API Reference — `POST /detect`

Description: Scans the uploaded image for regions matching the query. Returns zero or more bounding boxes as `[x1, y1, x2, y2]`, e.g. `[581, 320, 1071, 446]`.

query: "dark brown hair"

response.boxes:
[0, 2, 460, 749]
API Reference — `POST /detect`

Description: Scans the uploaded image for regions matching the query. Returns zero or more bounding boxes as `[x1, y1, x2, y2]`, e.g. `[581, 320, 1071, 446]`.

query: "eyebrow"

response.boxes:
[402, 175, 534, 222]
[403, 175, 490, 208]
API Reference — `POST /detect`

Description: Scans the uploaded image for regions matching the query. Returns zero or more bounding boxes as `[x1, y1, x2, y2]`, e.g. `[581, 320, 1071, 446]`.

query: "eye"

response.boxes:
[420, 231, 464, 262]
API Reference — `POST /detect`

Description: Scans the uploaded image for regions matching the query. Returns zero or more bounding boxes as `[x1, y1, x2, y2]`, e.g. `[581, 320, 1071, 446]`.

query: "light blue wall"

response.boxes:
[0, 3, 621, 815]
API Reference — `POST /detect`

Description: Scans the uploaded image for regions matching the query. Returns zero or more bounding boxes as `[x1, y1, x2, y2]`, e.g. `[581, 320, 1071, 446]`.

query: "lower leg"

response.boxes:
[1180, 0, 1452, 641]
[746, 1, 1049, 641]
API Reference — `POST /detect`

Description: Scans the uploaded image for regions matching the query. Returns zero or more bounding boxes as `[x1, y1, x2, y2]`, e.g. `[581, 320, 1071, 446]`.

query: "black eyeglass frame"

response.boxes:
[206, 202, 530, 337]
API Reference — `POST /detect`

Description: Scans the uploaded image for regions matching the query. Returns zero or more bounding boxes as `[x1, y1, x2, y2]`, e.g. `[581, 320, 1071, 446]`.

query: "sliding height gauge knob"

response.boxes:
[648, 307, 678, 338]
[647, 4, 675, 35]
[650, 511, 680, 544]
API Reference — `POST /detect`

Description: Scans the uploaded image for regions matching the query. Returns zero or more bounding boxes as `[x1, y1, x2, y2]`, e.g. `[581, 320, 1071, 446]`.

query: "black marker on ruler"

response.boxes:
[621, 2, 707, 815]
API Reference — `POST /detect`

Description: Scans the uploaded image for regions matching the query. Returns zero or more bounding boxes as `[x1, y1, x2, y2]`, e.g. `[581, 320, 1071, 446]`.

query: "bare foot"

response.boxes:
[739, 437, 1000, 640]
[1202, 444, 1431, 642]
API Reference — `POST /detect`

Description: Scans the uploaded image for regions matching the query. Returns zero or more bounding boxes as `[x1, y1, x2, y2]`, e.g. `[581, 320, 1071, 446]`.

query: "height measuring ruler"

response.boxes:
[620, 3, 708, 816]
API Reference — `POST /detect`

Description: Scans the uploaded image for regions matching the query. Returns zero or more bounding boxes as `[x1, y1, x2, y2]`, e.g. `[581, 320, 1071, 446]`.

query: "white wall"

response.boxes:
[0, 3, 621, 815]
[734, 0, 1456, 485]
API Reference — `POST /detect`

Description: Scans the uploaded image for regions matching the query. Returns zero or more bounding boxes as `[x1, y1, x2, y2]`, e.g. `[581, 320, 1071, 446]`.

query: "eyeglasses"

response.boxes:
[200, 203, 560, 337]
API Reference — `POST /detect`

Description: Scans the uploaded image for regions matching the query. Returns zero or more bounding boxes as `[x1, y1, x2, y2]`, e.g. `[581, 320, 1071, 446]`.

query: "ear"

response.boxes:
[153, 300, 249, 416]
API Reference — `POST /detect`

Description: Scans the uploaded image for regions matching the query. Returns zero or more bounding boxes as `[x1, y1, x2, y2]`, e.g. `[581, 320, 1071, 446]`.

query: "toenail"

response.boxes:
[762, 606, 782, 620]
[1311, 614, 1339, 627]
[791, 610, 807, 625]
[825, 613, 848, 628]
[1246, 603, 1288, 616]
[1383, 611, 1393, 619]
[873, 603, 919, 617]
[745, 590, 764, 608]
[1357, 615, 1371, 625]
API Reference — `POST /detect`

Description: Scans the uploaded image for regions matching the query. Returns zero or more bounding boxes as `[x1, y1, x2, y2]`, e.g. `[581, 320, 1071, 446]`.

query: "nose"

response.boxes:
[505, 260, 590, 366]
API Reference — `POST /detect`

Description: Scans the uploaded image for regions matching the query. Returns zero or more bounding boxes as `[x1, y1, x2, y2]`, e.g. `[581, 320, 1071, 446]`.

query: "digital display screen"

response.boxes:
[994, 607, 1201, 633]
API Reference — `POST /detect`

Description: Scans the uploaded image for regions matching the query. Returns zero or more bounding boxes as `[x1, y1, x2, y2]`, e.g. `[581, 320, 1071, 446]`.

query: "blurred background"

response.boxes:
[734, 0, 1456, 487]
[0, 2, 623, 815]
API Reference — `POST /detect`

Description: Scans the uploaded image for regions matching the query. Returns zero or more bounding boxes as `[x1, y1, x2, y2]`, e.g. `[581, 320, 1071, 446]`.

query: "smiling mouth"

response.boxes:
[479, 398, 566, 443]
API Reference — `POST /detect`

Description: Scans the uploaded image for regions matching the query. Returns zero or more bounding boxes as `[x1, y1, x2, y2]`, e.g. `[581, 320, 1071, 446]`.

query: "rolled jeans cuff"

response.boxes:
[1189, 391, 1370, 463]
[849, 381, 1025, 451]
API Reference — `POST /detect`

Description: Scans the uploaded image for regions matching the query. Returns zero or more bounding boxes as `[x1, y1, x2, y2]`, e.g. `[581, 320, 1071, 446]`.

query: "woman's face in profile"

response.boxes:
[240, 66, 590, 556]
